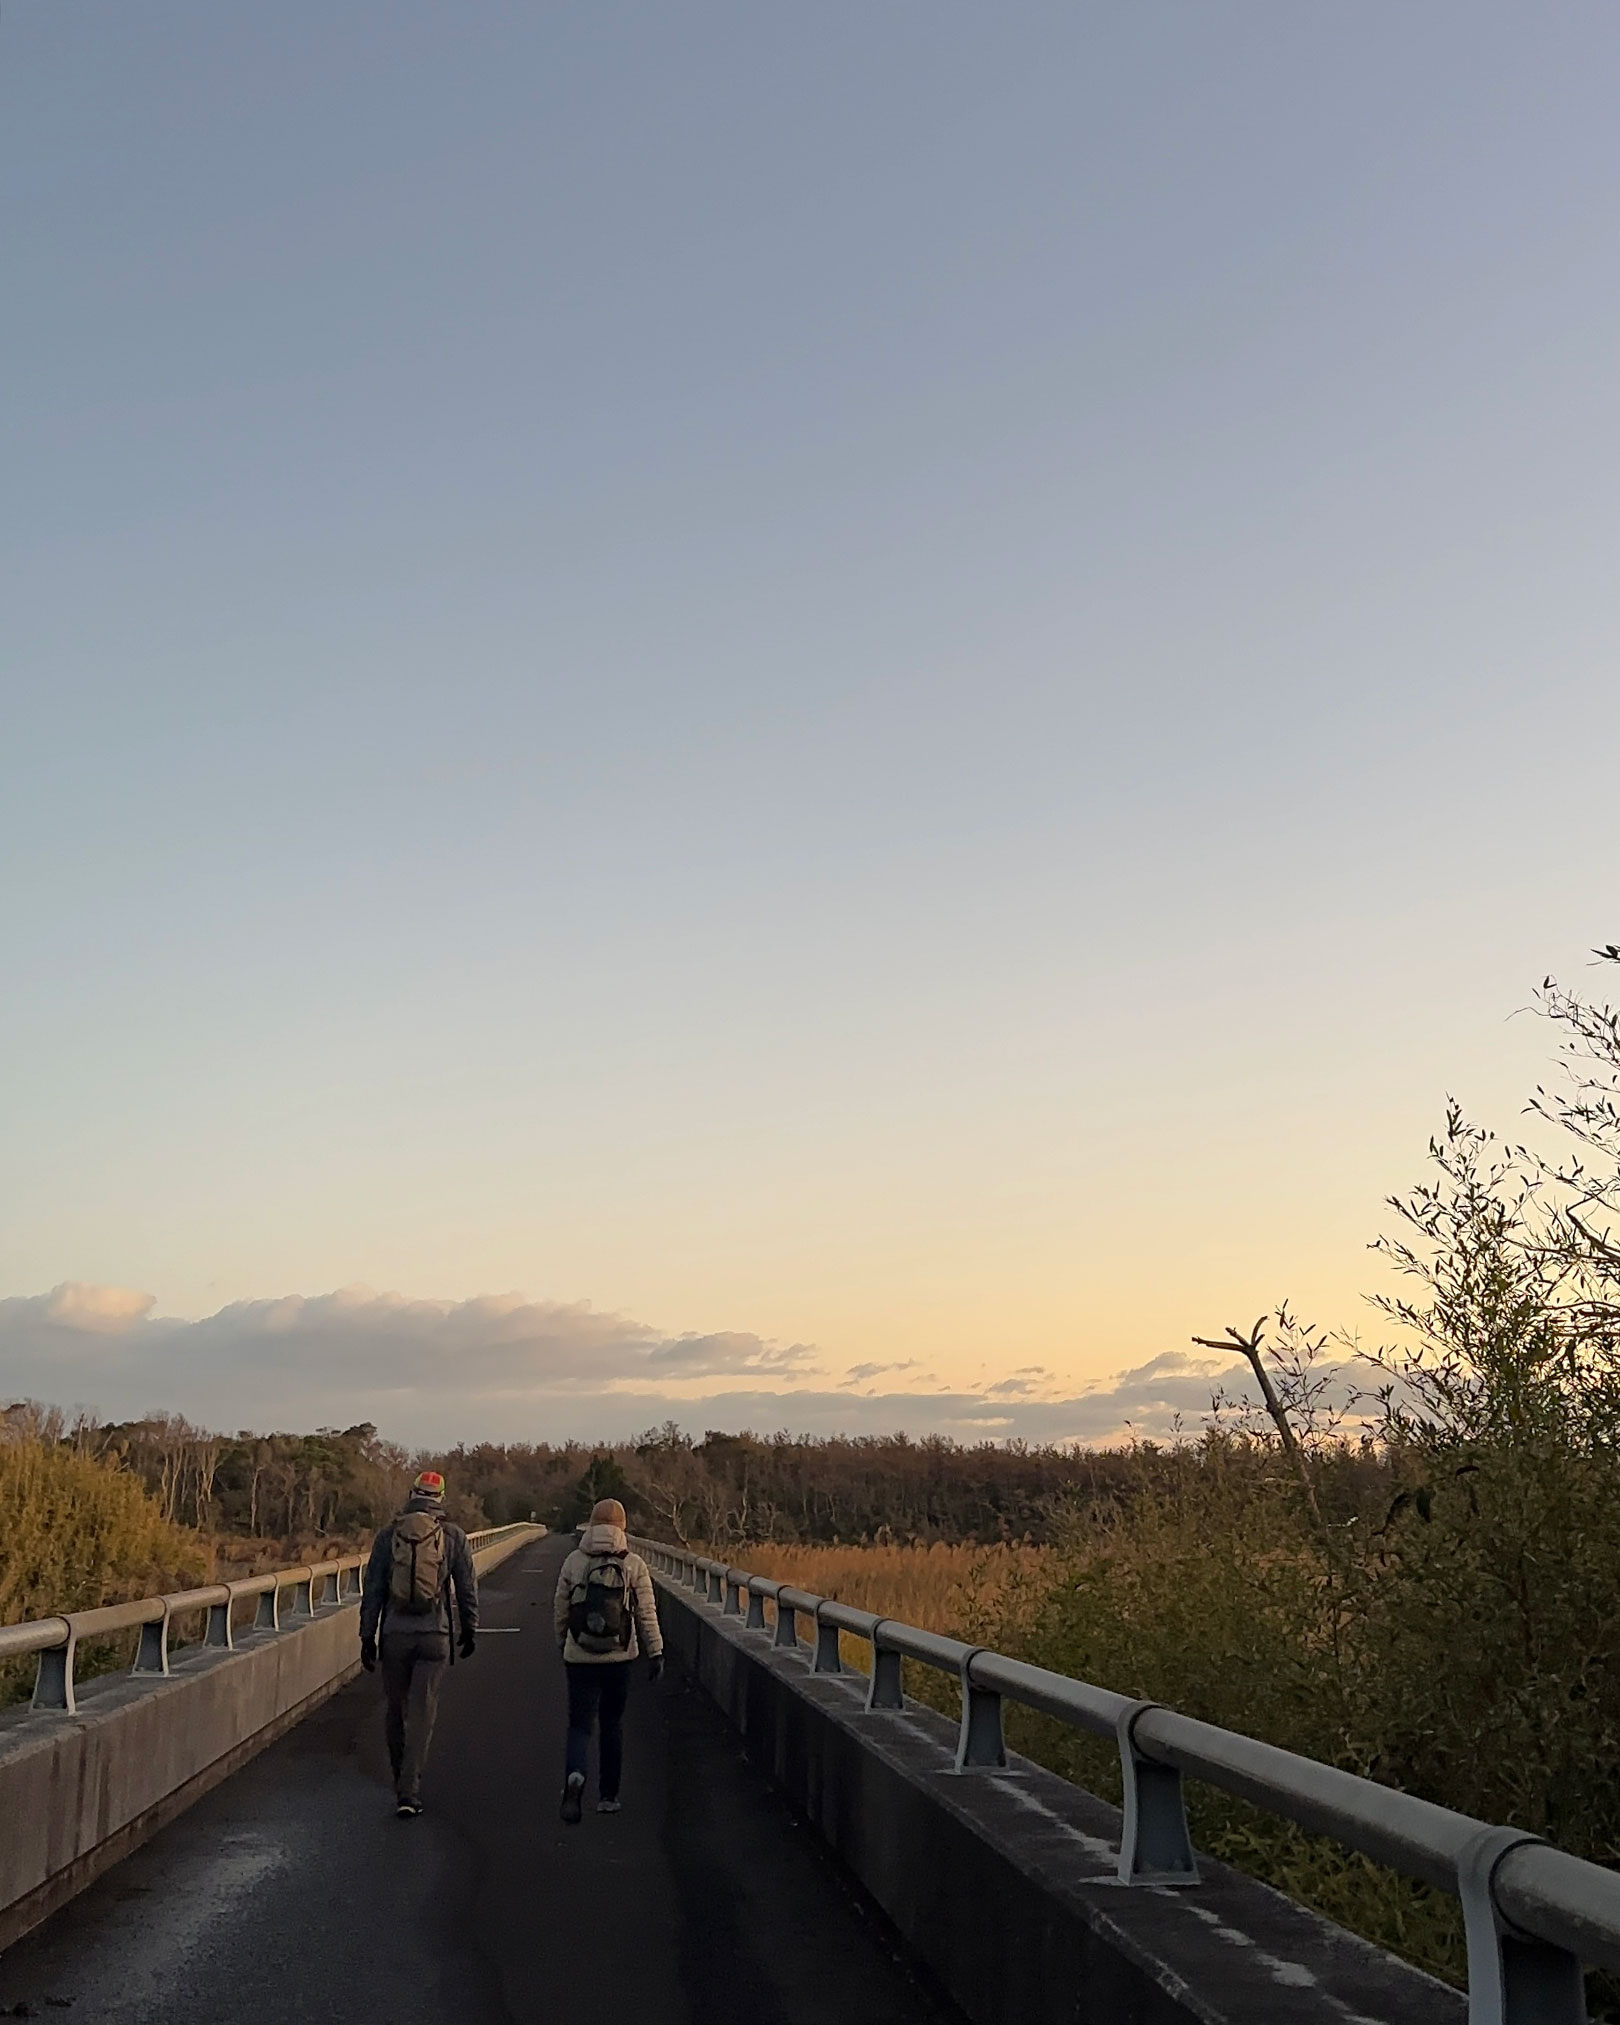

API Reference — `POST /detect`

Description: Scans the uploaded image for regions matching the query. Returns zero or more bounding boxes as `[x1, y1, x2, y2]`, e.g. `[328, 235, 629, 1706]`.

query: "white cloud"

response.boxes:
[13, 1282, 158, 1331]
[0, 1282, 827, 1436]
[0, 1282, 1370, 1448]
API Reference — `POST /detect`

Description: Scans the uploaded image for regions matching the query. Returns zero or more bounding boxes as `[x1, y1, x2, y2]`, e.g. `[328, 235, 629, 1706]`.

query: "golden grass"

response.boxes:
[732, 1540, 1049, 1666]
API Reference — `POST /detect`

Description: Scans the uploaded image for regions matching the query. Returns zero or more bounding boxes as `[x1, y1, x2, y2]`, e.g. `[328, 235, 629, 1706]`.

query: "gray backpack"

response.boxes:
[389, 1510, 446, 1615]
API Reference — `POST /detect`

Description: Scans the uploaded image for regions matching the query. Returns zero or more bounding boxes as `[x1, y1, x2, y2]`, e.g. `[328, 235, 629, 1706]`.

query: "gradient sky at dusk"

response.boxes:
[3, 4, 1617, 1441]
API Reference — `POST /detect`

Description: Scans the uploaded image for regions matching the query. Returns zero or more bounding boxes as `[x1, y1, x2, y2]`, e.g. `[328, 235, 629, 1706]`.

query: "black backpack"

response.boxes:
[568, 1552, 634, 1654]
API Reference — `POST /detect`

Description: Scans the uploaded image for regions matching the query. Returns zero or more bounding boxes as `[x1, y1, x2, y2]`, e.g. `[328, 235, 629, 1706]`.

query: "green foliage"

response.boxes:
[559, 1452, 636, 1529]
[984, 949, 1620, 1996]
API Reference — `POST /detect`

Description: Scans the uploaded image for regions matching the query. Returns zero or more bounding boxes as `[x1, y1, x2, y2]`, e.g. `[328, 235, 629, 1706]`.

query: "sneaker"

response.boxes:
[596, 1797, 622, 1815]
[560, 1771, 585, 1825]
[396, 1799, 423, 1819]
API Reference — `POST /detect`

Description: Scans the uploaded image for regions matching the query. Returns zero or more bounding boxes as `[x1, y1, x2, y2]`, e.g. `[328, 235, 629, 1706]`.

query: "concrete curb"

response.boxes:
[0, 1524, 545, 1953]
[654, 1569, 1463, 2025]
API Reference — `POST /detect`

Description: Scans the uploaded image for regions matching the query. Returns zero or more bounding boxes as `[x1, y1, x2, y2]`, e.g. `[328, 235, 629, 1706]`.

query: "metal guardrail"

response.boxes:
[637, 1535, 1619, 2025]
[0, 1523, 536, 1718]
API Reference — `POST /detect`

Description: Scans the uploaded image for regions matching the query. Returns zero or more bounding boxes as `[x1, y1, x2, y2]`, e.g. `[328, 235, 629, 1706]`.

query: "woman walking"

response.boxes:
[553, 1498, 663, 1821]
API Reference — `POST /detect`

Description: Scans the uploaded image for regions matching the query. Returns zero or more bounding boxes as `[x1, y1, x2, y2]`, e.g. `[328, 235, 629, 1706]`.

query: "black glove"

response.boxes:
[459, 1629, 477, 1660]
[646, 1655, 664, 1683]
[360, 1638, 377, 1673]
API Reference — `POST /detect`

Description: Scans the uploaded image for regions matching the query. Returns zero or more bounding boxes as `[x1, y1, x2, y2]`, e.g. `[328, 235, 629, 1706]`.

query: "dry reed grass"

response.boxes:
[731, 1540, 1049, 1671]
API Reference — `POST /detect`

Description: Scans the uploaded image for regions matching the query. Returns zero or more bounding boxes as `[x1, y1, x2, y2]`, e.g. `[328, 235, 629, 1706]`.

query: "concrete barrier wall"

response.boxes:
[0, 1525, 544, 1952]
[654, 1572, 1463, 2025]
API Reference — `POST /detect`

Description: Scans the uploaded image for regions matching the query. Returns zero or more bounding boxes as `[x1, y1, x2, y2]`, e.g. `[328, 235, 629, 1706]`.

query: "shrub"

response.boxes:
[0, 1437, 207, 1703]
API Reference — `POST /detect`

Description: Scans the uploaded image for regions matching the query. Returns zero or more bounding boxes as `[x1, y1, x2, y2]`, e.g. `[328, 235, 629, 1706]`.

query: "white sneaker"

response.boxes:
[560, 1771, 585, 1824]
[597, 1797, 622, 1814]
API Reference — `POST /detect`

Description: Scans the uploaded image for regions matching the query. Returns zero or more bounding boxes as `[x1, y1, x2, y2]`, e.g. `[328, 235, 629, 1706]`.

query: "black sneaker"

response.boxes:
[396, 1798, 423, 1819]
[559, 1771, 585, 1825]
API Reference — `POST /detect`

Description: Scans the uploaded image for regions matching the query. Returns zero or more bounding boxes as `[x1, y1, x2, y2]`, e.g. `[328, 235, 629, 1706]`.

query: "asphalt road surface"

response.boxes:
[0, 1534, 958, 2025]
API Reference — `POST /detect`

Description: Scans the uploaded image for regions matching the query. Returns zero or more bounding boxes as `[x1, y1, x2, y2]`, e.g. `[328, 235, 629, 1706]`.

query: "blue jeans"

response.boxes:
[565, 1661, 630, 1799]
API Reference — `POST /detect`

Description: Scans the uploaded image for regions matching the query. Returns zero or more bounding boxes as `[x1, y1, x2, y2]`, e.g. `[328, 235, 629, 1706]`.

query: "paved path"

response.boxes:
[0, 1536, 956, 2025]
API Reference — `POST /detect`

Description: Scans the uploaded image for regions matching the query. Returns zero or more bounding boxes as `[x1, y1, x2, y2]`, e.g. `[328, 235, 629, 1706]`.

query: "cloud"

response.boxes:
[985, 1364, 1053, 1399]
[5, 1282, 158, 1332]
[0, 1282, 1371, 1449]
[646, 1331, 816, 1374]
[0, 1281, 822, 1432]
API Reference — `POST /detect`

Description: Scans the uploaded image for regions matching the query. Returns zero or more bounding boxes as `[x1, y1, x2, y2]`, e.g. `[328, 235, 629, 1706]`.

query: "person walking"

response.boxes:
[553, 1498, 663, 1822]
[360, 1469, 478, 1818]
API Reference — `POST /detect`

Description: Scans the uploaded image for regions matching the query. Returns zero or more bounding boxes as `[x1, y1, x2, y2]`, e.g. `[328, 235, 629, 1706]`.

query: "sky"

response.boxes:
[2, 4, 1617, 1447]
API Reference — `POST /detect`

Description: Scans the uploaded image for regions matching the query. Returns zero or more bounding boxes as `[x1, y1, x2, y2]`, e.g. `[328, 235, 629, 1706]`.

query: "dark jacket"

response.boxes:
[360, 1496, 478, 1644]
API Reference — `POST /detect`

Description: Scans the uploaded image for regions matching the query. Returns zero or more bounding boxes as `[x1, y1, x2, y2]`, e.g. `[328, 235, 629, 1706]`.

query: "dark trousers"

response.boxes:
[565, 1661, 630, 1800]
[381, 1632, 448, 1802]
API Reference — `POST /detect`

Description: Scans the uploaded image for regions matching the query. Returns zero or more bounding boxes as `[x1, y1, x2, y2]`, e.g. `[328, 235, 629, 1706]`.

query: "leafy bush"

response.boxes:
[0, 1434, 208, 1704]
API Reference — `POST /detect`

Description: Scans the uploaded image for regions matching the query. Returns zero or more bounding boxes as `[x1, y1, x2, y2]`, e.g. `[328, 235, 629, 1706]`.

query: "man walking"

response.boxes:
[360, 1469, 478, 1818]
[553, 1498, 662, 1822]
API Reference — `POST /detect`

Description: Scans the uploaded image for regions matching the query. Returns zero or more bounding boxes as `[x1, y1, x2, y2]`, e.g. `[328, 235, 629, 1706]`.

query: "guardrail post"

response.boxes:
[746, 1585, 767, 1630]
[1116, 1702, 1198, 1883]
[133, 1605, 171, 1676]
[708, 1567, 725, 1605]
[774, 1598, 800, 1650]
[723, 1572, 743, 1616]
[31, 1624, 76, 1714]
[288, 1574, 315, 1620]
[341, 1563, 364, 1600]
[206, 1598, 234, 1649]
[955, 1650, 1006, 1770]
[1459, 1826, 1586, 2025]
[254, 1584, 281, 1631]
[315, 1570, 339, 1607]
[865, 1626, 904, 1711]
[813, 1608, 843, 1674]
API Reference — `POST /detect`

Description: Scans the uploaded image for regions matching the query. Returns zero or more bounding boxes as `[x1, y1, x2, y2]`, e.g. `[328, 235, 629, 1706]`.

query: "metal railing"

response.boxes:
[0, 1523, 536, 1718]
[638, 1536, 1620, 2025]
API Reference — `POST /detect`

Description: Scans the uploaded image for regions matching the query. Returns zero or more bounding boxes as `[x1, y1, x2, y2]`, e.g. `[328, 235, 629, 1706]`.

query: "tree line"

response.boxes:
[1, 1398, 1133, 1552]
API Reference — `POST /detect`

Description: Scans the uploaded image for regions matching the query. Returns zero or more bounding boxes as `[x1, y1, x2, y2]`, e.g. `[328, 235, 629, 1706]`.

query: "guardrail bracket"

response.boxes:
[1117, 1702, 1198, 1884]
[32, 1628, 76, 1714]
[865, 1632, 904, 1712]
[1459, 1826, 1586, 2025]
[132, 1608, 171, 1677]
[955, 1652, 1006, 1770]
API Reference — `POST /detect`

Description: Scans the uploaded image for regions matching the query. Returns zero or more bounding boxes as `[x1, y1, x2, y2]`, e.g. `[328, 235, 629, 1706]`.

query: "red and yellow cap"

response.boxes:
[412, 1470, 446, 1499]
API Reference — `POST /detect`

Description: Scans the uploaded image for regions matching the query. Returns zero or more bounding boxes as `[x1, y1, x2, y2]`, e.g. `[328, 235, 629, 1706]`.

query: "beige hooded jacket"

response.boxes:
[554, 1522, 663, 1664]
